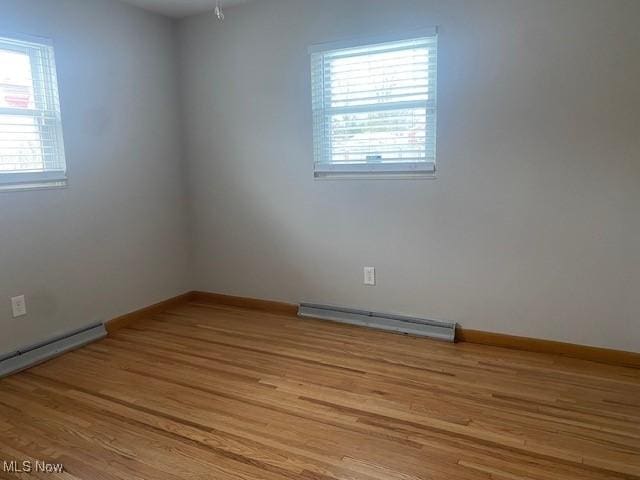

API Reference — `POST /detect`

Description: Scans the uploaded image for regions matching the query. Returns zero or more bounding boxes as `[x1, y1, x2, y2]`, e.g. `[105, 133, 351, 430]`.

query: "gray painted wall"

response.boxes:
[179, 0, 640, 352]
[0, 0, 191, 354]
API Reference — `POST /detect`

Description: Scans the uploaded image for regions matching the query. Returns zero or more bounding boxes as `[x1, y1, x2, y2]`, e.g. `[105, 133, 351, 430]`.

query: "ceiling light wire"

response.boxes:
[214, 0, 225, 21]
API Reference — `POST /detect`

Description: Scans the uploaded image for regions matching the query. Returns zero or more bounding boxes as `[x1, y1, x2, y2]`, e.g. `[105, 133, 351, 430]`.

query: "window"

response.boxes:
[310, 30, 437, 178]
[0, 34, 66, 191]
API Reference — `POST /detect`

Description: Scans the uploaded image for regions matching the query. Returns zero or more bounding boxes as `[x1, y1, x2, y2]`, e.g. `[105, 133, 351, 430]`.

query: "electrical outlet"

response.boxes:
[364, 267, 376, 286]
[11, 295, 26, 318]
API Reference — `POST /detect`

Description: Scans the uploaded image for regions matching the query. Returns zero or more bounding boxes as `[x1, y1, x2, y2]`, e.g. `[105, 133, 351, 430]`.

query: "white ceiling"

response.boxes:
[119, 0, 253, 18]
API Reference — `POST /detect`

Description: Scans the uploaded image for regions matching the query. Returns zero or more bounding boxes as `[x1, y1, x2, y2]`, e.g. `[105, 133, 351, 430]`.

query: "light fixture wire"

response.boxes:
[214, 0, 225, 21]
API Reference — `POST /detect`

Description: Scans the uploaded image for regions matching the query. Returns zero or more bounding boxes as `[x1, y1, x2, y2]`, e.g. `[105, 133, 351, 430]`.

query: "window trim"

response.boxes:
[0, 32, 68, 192]
[308, 27, 438, 55]
[309, 28, 438, 180]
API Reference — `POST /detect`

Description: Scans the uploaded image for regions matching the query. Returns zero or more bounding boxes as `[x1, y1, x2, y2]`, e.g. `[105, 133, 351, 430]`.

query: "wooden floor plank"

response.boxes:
[1, 302, 639, 479]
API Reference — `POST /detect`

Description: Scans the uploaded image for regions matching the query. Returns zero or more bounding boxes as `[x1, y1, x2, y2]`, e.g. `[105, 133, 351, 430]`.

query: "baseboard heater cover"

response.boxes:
[0, 322, 107, 378]
[298, 304, 456, 342]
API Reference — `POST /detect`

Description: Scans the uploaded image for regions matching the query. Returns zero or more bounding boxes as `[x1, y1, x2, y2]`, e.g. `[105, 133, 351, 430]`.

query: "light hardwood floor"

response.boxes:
[1, 301, 639, 479]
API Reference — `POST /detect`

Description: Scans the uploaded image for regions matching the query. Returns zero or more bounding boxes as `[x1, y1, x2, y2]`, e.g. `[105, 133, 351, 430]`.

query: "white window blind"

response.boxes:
[0, 34, 67, 190]
[311, 32, 437, 178]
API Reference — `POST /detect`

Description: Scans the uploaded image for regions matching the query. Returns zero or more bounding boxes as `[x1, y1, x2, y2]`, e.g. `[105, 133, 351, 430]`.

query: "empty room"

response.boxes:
[0, 0, 639, 478]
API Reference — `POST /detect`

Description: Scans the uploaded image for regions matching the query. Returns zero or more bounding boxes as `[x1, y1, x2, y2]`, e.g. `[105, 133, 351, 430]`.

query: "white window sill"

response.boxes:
[314, 172, 438, 181]
[313, 162, 437, 180]
[0, 179, 68, 193]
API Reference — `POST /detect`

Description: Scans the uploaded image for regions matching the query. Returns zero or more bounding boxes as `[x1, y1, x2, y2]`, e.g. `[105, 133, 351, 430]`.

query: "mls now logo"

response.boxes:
[3, 460, 64, 473]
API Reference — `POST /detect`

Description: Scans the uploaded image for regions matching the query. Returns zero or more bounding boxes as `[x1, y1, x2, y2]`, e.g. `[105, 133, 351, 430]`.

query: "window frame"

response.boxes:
[0, 33, 67, 192]
[309, 28, 438, 180]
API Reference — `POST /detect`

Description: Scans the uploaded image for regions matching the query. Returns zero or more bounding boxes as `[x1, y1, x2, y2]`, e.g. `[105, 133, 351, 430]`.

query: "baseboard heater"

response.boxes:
[0, 322, 107, 378]
[298, 304, 456, 342]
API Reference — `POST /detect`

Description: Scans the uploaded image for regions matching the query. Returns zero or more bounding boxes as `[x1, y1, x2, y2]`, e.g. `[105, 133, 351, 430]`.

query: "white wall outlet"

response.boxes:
[364, 267, 376, 286]
[11, 295, 27, 318]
